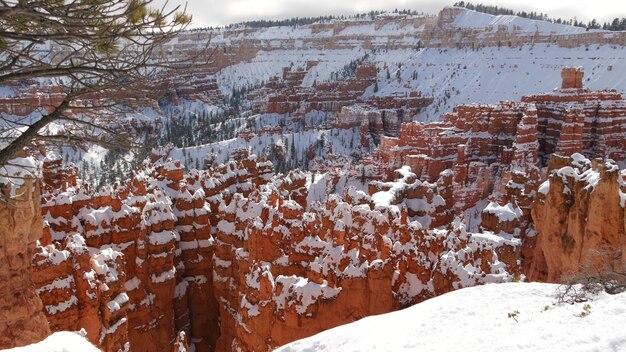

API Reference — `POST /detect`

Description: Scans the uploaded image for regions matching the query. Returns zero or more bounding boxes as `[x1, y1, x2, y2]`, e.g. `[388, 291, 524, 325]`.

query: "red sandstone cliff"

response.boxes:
[22, 142, 626, 352]
[208, 164, 517, 350]
[33, 157, 226, 352]
[30, 151, 520, 352]
[0, 156, 51, 349]
[529, 154, 626, 281]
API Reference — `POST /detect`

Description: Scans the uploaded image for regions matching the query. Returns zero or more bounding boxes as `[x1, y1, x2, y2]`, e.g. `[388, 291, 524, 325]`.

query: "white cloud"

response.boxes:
[155, 0, 626, 28]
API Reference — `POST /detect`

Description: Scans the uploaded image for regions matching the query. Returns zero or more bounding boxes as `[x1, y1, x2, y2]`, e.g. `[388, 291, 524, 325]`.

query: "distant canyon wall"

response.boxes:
[167, 7, 626, 73]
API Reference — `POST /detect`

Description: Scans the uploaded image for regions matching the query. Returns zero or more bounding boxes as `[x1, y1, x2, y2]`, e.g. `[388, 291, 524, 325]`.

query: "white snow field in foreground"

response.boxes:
[276, 282, 626, 352]
[2, 332, 99, 352]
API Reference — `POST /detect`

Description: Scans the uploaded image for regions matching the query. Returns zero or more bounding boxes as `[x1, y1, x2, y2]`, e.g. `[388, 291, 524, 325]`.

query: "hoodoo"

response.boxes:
[561, 67, 584, 89]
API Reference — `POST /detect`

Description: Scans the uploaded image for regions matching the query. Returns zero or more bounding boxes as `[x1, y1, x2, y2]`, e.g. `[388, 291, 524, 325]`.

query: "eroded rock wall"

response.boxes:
[0, 160, 51, 348]
[34, 158, 229, 352]
[529, 154, 626, 281]
[210, 166, 517, 351]
[29, 151, 520, 352]
[26, 151, 626, 352]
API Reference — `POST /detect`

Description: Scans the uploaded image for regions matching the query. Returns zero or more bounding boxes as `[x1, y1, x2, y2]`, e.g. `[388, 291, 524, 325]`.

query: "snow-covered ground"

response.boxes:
[2, 332, 99, 352]
[216, 48, 368, 96]
[451, 8, 592, 35]
[168, 123, 362, 172]
[276, 282, 626, 352]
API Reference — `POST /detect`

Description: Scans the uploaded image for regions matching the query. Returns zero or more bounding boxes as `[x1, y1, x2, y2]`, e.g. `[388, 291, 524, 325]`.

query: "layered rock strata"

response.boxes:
[358, 69, 626, 218]
[201, 165, 517, 351]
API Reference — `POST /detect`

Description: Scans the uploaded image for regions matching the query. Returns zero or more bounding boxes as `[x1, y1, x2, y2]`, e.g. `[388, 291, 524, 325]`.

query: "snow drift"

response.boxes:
[276, 282, 626, 352]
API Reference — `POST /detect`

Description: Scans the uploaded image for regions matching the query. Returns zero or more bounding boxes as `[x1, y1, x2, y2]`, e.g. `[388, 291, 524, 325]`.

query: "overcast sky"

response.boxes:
[156, 0, 625, 28]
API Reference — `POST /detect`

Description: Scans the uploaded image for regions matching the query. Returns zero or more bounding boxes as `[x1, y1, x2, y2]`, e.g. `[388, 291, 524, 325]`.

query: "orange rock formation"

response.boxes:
[29, 150, 519, 352]
[529, 154, 626, 281]
[561, 67, 584, 89]
[0, 156, 51, 349]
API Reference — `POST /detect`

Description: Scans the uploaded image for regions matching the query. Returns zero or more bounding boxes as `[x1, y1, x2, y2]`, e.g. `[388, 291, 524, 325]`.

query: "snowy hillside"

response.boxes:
[2, 332, 100, 352]
[162, 8, 626, 176]
[369, 44, 626, 121]
[276, 283, 626, 352]
[205, 7, 626, 121]
[214, 43, 626, 122]
[451, 9, 592, 34]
